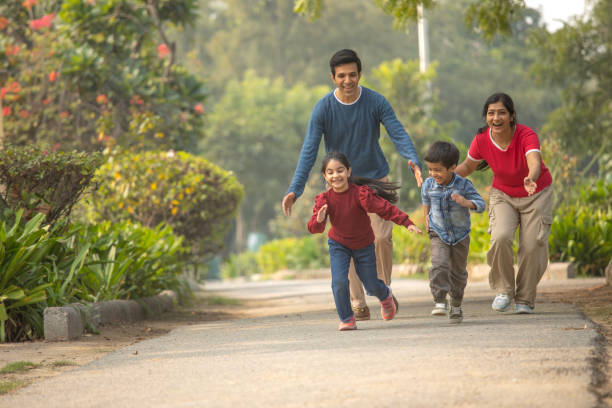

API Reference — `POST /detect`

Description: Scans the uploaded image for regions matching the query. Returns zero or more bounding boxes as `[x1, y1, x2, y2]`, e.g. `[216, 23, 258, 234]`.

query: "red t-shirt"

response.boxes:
[467, 124, 553, 197]
[308, 183, 414, 250]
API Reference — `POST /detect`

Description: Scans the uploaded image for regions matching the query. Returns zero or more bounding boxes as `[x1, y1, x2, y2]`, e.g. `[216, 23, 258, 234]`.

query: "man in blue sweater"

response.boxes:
[282, 49, 422, 320]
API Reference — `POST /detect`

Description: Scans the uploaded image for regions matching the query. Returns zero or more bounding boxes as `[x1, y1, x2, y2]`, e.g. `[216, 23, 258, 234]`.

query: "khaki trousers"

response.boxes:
[487, 185, 554, 308]
[348, 213, 393, 308]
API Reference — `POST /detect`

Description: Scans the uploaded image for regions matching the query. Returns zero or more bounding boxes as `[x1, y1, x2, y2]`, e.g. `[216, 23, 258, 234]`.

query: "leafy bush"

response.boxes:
[0, 208, 188, 342]
[222, 234, 329, 278]
[221, 251, 261, 279]
[0, 211, 74, 342]
[0, 145, 102, 224]
[73, 221, 187, 302]
[549, 179, 611, 276]
[82, 150, 244, 258]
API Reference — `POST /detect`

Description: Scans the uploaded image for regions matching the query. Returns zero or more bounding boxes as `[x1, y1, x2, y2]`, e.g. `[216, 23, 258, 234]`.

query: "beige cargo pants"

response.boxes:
[487, 185, 554, 308]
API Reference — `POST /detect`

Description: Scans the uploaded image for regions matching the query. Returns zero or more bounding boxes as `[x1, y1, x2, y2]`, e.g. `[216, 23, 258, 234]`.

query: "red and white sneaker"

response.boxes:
[338, 316, 357, 331]
[380, 288, 397, 320]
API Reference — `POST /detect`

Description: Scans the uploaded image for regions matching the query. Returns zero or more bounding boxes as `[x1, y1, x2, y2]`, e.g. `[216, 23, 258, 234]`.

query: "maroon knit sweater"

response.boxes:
[308, 183, 414, 250]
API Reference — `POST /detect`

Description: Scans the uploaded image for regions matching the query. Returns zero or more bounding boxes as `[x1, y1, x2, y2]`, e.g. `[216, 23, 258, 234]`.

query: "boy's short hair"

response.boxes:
[329, 49, 362, 77]
[424, 141, 460, 169]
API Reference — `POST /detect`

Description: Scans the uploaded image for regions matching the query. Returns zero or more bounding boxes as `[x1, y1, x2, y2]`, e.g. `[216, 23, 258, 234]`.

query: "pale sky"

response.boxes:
[525, 0, 588, 31]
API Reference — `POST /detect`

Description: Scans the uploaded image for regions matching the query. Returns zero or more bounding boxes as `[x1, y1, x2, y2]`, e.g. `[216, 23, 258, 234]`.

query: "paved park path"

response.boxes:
[1, 278, 604, 407]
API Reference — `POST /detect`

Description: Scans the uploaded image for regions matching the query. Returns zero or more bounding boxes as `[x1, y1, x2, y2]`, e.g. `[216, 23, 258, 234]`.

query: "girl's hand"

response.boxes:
[524, 177, 537, 196]
[316, 204, 328, 223]
[407, 224, 422, 234]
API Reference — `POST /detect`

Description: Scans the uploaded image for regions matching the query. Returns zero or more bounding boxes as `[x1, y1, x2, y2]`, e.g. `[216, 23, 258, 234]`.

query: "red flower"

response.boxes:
[29, 12, 55, 30]
[5, 44, 20, 56]
[22, 0, 38, 10]
[18, 109, 29, 119]
[130, 95, 144, 105]
[59, 111, 69, 119]
[193, 103, 205, 114]
[51, 143, 60, 153]
[0, 88, 7, 100]
[180, 112, 187, 121]
[0, 17, 9, 31]
[42, 98, 50, 105]
[96, 94, 109, 104]
[9, 81, 21, 93]
[157, 44, 170, 58]
[2, 106, 11, 117]
[48, 71, 59, 82]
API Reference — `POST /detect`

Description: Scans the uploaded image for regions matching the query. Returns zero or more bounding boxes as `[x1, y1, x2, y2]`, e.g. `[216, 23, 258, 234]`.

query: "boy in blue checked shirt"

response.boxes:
[421, 141, 485, 323]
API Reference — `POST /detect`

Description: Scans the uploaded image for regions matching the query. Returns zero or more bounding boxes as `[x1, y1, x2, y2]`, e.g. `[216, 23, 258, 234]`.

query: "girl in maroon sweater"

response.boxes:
[308, 152, 421, 330]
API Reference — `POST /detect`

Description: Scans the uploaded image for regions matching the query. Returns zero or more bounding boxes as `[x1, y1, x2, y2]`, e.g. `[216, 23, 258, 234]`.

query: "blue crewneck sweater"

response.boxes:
[287, 86, 421, 198]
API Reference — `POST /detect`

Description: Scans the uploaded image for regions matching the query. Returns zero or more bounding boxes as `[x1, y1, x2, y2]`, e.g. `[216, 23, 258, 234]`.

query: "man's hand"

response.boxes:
[282, 192, 296, 216]
[408, 160, 423, 188]
[316, 204, 328, 223]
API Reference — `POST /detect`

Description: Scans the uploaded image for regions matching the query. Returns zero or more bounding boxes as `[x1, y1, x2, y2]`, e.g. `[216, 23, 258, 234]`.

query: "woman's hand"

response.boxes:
[316, 204, 328, 223]
[524, 177, 537, 196]
[407, 224, 422, 234]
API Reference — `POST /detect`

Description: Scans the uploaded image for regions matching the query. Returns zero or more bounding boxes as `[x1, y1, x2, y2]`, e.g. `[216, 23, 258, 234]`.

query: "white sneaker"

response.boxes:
[492, 293, 511, 312]
[431, 302, 447, 316]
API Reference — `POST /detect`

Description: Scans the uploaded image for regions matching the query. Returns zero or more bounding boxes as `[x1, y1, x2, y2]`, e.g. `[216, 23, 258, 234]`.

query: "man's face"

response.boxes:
[331, 62, 361, 101]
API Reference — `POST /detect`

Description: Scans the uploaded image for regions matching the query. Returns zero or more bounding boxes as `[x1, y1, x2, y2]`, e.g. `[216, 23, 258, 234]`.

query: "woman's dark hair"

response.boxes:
[321, 151, 399, 204]
[476, 92, 517, 171]
[424, 141, 460, 169]
[329, 49, 362, 77]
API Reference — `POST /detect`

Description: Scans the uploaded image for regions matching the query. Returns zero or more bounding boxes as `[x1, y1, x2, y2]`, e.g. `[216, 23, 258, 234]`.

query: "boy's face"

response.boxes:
[426, 161, 456, 186]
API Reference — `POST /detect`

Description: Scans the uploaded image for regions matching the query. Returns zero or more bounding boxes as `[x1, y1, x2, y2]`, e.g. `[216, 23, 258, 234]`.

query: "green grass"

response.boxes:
[203, 295, 242, 306]
[51, 360, 78, 368]
[0, 361, 39, 374]
[0, 379, 30, 395]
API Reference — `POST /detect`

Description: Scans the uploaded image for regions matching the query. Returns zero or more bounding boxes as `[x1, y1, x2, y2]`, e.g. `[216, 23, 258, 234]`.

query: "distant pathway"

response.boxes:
[1, 279, 602, 407]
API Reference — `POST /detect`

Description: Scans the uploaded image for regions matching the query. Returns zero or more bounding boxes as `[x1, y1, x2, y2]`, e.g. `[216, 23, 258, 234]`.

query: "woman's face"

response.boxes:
[486, 101, 514, 137]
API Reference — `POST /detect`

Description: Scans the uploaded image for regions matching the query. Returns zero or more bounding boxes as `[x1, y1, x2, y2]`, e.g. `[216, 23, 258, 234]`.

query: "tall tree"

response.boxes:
[529, 0, 611, 174]
[199, 71, 328, 238]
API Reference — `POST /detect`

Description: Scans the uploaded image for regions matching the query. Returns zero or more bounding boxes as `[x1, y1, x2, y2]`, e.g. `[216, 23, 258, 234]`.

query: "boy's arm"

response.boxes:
[461, 180, 486, 213]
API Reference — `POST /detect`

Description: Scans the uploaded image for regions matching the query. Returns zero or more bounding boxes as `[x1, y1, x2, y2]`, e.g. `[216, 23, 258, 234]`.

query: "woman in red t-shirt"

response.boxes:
[308, 151, 421, 330]
[456, 93, 554, 314]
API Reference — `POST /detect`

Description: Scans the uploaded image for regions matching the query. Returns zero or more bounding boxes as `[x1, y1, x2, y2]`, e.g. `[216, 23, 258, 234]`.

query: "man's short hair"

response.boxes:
[424, 141, 460, 169]
[329, 49, 362, 77]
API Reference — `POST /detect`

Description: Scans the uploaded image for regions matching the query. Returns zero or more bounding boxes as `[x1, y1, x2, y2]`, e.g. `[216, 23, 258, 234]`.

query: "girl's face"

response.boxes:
[486, 101, 514, 137]
[323, 159, 351, 192]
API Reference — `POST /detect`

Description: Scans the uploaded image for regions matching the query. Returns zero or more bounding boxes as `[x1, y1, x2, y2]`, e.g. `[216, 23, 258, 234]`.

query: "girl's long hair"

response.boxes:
[476, 92, 517, 171]
[321, 151, 400, 204]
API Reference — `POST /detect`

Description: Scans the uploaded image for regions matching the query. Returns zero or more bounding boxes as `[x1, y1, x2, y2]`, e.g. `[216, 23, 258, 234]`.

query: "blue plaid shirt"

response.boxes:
[421, 173, 485, 245]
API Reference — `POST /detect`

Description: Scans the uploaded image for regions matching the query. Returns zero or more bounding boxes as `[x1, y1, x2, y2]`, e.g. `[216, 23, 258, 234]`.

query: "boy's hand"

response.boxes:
[451, 193, 475, 210]
[316, 204, 328, 223]
[407, 224, 422, 234]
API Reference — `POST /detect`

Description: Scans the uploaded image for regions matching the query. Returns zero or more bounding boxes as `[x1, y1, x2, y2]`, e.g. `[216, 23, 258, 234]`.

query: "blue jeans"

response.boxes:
[328, 239, 390, 322]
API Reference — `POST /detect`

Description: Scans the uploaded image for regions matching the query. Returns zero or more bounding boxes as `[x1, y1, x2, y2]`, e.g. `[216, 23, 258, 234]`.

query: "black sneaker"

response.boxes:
[449, 305, 463, 323]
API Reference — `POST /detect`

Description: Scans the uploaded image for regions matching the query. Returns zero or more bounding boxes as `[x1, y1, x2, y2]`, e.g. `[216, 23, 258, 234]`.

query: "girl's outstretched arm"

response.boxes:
[307, 193, 328, 234]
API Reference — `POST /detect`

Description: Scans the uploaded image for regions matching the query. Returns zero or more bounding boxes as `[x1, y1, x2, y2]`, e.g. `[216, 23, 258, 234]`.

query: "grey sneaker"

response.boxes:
[449, 305, 463, 323]
[515, 303, 534, 314]
[431, 302, 447, 316]
[492, 293, 511, 312]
